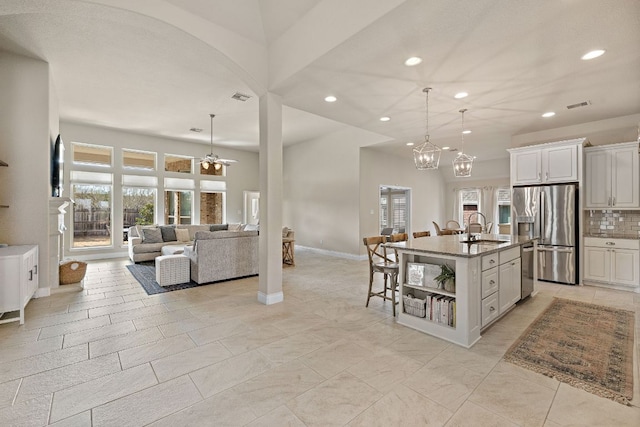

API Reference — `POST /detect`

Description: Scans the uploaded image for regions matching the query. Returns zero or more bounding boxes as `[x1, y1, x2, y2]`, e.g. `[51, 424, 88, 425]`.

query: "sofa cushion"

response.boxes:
[228, 223, 245, 232]
[177, 225, 210, 240]
[210, 224, 229, 232]
[245, 223, 259, 231]
[142, 228, 163, 244]
[175, 228, 190, 242]
[160, 225, 177, 242]
[132, 242, 166, 253]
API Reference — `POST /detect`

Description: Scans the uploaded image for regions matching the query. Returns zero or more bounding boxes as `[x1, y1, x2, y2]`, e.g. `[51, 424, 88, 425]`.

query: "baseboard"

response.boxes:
[64, 250, 129, 261]
[257, 291, 284, 305]
[296, 245, 365, 261]
[35, 287, 51, 298]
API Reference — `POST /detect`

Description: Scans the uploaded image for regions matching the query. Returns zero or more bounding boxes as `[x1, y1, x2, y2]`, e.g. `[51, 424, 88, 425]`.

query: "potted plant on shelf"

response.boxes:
[434, 264, 456, 293]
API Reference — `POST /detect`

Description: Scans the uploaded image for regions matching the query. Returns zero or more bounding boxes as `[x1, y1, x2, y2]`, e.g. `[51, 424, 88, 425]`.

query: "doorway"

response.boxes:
[379, 186, 411, 235]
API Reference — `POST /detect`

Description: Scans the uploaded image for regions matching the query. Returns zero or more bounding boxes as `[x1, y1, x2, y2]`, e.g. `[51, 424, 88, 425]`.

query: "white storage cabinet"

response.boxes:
[509, 138, 583, 186]
[0, 245, 39, 324]
[584, 237, 639, 289]
[584, 142, 639, 209]
[480, 246, 521, 328]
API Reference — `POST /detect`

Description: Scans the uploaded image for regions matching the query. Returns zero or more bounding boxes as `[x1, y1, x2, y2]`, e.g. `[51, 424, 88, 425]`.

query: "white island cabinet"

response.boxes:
[0, 245, 39, 325]
[388, 235, 529, 348]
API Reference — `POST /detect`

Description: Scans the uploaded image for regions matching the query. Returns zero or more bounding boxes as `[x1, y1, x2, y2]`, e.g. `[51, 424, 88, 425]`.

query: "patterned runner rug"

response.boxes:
[504, 297, 635, 405]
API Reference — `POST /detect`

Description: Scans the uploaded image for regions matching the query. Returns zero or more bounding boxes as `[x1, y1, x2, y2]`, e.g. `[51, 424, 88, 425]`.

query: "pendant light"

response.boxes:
[413, 87, 442, 170]
[452, 108, 473, 177]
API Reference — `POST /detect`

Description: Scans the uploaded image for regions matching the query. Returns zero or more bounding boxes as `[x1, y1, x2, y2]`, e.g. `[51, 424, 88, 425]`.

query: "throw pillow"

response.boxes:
[210, 224, 229, 232]
[228, 223, 244, 232]
[175, 228, 190, 242]
[245, 223, 259, 231]
[142, 228, 163, 244]
[159, 225, 177, 242]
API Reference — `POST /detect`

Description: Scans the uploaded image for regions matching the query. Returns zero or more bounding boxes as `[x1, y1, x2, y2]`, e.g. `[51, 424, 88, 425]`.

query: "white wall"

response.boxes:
[60, 122, 259, 259]
[360, 148, 447, 251]
[0, 51, 52, 288]
[512, 114, 640, 148]
[283, 128, 362, 256]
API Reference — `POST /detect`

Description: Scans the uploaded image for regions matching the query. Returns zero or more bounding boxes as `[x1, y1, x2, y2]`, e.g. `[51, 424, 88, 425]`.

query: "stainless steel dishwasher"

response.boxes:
[521, 244, 534, 299]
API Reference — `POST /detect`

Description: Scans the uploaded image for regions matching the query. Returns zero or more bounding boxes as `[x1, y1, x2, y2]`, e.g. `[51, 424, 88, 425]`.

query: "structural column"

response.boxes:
[257, 92, 284, 304]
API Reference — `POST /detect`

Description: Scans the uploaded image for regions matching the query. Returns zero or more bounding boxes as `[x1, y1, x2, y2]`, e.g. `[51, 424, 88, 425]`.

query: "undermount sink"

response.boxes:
[460, 239, 508, 245]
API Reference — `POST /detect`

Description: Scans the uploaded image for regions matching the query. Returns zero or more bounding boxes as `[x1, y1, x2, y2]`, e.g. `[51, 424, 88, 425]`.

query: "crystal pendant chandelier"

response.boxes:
[452, 108, 473, 177]
[413, 87, 441, 170]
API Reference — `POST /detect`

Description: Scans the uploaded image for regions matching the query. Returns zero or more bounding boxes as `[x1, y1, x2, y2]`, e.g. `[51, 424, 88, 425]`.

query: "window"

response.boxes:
[72, 183, 112, 248]
[72, 143, 112, 167]
[379, 187, 410, 233]
[165, 190, 192, 224]
[123, 187, 156, 244]
[165, 154, 193, 174]
[497, 188, 511, 224]
[460, 189, 481, 225]
[200, 192, 224, 224]
[123, 149, 156, 170]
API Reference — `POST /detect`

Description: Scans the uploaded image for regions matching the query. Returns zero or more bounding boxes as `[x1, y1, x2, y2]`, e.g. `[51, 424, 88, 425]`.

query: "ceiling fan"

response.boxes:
[200, 114, 238, 170]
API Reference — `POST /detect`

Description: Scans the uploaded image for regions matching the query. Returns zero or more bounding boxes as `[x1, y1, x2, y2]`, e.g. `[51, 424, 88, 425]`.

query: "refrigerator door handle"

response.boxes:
[537, 246, 574, 253]
[540, 192, 545, 242]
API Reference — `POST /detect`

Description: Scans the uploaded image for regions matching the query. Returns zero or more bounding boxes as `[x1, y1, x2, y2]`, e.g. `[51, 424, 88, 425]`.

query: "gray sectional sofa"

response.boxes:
[127, 224, 229, 263]
[183, 230, 259, 284]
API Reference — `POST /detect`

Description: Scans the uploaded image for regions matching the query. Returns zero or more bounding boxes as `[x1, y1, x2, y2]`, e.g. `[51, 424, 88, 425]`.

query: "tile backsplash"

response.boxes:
[585, 210, 640, 238]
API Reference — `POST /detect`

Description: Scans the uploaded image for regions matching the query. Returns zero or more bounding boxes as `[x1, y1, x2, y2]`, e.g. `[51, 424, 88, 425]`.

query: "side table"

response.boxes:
[282, 238, 295, 266]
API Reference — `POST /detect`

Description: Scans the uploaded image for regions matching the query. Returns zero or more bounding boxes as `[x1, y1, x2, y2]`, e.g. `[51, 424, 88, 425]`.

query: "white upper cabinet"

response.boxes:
[585, 142, 639, 209]
[509, 138, 583, 186]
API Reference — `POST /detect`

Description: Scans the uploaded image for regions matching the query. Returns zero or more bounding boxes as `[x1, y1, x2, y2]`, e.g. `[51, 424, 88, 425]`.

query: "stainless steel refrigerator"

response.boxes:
[512, 183, 578, 286]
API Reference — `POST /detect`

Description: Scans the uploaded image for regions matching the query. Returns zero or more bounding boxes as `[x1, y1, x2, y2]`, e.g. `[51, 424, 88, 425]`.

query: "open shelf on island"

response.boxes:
[403, 283, 455, 297]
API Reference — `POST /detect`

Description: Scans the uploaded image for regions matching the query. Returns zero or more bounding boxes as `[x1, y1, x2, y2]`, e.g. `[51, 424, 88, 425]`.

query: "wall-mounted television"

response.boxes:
[51, 134, 64, 197]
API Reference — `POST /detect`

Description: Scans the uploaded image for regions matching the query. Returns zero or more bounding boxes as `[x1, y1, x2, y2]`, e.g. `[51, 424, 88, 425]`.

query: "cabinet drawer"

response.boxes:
[481, 268, 499, 299]
[481, 293, 500, 327]
[500, 246, 520, 264]
[584, 237, 640, 250]
[481, 253, 499, 271]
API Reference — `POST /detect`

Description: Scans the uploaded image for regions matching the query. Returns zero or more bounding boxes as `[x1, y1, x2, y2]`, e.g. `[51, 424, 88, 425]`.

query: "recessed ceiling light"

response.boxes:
[581, 49, 605, 60]
[454, 92, 468, 99]
[462, 130, 471, 134]
[324, 95, 337, 103]
[404, 56, 422, 66]
[379, 116, 391, 122]
[442, 146, 450, 150]
[542, 112, 556, 118]
[406, 142, 414, 146]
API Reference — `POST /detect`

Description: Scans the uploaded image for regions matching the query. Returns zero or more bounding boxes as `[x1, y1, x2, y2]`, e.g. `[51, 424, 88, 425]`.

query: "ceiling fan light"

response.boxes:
[214, 162, 222, 171]
[202, 161, 210, 170]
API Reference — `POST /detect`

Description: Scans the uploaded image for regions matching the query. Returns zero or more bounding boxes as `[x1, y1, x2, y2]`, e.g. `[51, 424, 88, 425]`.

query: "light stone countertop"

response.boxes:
[584, 234, 640, 240]
[386, 234, 535, 258]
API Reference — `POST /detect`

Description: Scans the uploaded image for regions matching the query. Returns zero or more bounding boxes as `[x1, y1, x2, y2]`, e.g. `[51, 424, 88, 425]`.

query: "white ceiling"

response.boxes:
[0, 0, 638, 161]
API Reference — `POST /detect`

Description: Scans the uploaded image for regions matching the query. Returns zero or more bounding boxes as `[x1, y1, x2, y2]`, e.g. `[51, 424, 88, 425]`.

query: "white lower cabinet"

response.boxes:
[481, 246, 521, 328]
[584, 238, 639, 288]
[0, 245, 39, 325]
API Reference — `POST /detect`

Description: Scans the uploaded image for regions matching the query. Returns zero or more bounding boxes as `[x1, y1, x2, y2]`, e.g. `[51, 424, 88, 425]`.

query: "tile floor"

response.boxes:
[0, 249, 639, 426]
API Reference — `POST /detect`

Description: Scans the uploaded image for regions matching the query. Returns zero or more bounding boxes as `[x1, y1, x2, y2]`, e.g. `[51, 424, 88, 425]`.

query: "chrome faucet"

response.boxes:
[466, 212, 487, 241]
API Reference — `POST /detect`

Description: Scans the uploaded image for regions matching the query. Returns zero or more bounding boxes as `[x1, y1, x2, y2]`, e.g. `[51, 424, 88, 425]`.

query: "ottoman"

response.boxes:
[161, 244, 186, 256]
[155, 254, 190, 286]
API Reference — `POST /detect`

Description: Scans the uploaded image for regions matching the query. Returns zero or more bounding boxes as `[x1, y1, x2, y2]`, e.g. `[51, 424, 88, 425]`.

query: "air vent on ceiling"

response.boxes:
[566, 100, 591, 110]
[231, 92, 251, 102]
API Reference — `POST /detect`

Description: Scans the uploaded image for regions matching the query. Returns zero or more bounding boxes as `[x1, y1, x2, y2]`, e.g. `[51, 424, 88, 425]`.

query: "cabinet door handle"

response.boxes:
[538, 172, 541, 181]
[489, 259, 495, 264]
[34, 265, 37, 274]
[489, 306, 496, 312]
[605, 242, 615, 246]
[29, 269, 33, 281]
[489, 280, 495, 285]
[612, 197, 616, 206]
[545, 172, 549, 181]
[608, 196, 612, 206]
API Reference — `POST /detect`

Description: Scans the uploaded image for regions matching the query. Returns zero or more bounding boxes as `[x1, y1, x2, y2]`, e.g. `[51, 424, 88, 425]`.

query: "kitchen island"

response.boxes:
[387, 234, 535, 348]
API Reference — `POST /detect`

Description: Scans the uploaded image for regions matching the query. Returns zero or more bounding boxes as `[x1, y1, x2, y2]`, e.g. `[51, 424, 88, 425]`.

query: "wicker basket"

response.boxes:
[59, 260, 88, 285]
[403, 294, 427, 318]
